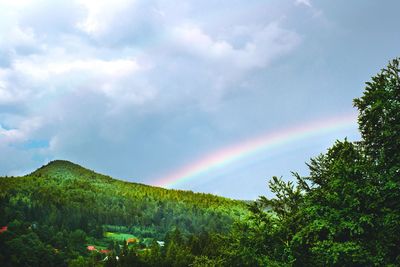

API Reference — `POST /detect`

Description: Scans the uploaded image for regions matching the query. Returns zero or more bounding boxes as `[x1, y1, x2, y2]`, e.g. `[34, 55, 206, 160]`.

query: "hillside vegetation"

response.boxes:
[0, 160, 247, 266]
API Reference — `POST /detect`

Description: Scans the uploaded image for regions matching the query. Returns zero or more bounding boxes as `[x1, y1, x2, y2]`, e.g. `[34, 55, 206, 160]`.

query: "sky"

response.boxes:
[0, 0, 399, 200]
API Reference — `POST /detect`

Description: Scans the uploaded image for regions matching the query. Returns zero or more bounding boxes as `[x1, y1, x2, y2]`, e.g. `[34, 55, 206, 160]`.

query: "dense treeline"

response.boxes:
[1, 58, 399, 266]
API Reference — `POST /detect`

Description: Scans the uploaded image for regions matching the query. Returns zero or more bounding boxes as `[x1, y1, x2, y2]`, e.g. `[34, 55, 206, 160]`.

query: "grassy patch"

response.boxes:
[104, 232, 138, 242]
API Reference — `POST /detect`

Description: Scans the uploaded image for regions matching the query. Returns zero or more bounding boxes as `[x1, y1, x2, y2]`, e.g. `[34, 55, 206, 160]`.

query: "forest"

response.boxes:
[0, 58, 399, 266]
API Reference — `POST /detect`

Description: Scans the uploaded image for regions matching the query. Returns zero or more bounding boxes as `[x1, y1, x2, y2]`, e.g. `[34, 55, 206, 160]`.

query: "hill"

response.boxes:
[0, 160, 247, 266]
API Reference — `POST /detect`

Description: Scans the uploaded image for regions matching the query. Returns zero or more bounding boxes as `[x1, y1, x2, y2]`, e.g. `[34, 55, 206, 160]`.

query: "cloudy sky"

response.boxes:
[0, 0, 399, 199]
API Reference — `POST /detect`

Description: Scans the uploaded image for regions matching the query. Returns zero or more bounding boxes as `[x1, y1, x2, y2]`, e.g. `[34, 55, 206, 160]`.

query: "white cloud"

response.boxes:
[173, 25, 232, 57]
[0, 79, 14, 104]
[76, 0, 136, 36]
[0, 68, 31, 104]
[0, 117, 42, 144]
[0, 4, 41, 59]
[0, 126, 25, 143]
[295, 0, 312, 7]
[172, 23, 300, 70]
[3, 48, 153, 103]
[0, 0, 35, 9]
[14, 58, 142, 80]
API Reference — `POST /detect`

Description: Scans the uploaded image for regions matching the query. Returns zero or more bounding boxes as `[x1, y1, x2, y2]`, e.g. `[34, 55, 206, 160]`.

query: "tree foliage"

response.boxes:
[234, 57, 400, 266]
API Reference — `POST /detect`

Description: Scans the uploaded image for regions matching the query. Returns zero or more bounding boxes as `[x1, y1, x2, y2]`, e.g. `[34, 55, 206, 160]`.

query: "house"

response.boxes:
[126, 237, 138, 244]
[87, 245, 96, 251]
[100, 249, 111, 254]
[0, 226, 8, 233]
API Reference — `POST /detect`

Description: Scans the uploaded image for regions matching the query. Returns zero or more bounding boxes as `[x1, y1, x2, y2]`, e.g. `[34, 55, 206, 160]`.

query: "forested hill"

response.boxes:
[0, 160, 247, 266]
[29, 159, 245, 210]
[0, 160, 246, 233]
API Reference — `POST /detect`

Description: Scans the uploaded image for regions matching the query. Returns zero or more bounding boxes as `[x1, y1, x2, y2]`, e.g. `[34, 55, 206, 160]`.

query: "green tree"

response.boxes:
[68, 256, 88, 267]
[354, 58, 400, 170]
[353, 57, 400, 265]
[68, 229, 87, 253]
[237, 58, 400, 266]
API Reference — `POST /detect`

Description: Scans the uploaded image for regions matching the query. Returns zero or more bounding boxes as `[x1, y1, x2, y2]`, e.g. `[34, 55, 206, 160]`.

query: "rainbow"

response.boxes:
[152, 113, 358, 188]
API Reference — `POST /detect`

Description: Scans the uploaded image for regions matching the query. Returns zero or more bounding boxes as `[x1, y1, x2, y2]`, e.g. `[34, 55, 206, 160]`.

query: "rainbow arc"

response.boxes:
[152, 113, 358, 188]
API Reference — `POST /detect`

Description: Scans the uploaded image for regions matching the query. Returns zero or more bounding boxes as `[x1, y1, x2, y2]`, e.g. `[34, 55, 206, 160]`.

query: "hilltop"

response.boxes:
[27, 160, 245, 208]
[1, 160, 247, 227]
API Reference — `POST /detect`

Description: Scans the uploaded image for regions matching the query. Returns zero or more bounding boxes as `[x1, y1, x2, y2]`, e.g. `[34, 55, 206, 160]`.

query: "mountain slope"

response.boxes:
[0, 160, 246, 236]
[0, 160, 248, 266]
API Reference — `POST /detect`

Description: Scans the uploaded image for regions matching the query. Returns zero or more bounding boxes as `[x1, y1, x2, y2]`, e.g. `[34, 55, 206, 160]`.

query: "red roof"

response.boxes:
[100, 249, 111, 254]
[87, 245, 96, 251]
[0, 226, 8, 233]
[126, 237, 138, 243]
